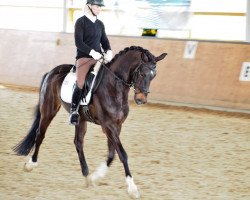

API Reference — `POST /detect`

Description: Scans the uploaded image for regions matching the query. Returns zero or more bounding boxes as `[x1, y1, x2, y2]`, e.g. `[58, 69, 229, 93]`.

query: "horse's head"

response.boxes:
[105, 46, 167, 105]
[132, 52, 167, 105]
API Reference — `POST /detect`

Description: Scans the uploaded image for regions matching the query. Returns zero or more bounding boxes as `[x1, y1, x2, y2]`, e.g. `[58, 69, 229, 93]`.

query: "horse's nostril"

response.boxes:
[137, 100, 142, 105]
[135, 98, 146, 105]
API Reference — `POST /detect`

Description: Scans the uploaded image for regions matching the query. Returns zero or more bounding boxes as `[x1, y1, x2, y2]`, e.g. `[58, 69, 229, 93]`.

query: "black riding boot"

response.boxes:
[69, 84, 82, 125]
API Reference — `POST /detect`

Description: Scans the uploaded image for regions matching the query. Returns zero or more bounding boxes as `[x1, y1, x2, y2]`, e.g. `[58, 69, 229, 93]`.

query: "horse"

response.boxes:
[13, 46, 167, 199]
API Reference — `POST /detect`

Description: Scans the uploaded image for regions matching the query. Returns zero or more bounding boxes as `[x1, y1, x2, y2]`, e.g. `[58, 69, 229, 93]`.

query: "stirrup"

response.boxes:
[69, 111, 79, 125]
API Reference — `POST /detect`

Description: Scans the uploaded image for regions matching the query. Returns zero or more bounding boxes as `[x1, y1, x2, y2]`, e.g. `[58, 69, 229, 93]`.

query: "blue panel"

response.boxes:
[136, 0, 191, 6]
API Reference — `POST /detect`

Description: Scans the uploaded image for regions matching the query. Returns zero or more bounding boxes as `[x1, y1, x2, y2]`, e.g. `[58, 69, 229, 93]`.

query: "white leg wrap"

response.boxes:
[24, 158, 38, 172]
[126, 176, 140, 199]
[90, 162, 108, 182]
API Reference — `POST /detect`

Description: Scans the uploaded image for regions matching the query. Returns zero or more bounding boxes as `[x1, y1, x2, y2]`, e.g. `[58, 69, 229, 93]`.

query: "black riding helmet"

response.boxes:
[87, 0, 105, 7]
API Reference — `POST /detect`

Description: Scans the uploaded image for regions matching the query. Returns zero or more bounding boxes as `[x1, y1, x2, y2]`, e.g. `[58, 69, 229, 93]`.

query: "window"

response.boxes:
[0, 0, 248, 41]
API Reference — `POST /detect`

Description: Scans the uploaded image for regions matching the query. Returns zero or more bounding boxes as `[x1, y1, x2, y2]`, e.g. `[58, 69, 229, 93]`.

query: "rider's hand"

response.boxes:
[104, 50, 113, 63]
[89, 49, 102, 60]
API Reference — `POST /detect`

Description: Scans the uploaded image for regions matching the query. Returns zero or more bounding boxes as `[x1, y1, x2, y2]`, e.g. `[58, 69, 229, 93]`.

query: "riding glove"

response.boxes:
[89, 49, 102, 60]
[104, 50, 113, 63]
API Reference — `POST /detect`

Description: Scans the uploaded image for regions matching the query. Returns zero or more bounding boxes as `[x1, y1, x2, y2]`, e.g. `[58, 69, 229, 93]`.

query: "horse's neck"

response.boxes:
[110, 52, 141, 82]
[98, 52, 141, 103]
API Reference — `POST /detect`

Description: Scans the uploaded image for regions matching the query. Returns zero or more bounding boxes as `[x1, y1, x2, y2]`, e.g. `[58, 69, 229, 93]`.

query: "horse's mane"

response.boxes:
[107, 46, 155, 67]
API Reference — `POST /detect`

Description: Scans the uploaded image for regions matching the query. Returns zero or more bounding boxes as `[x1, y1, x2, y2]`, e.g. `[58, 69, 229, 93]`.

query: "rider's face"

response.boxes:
[91, 5, 101, 16]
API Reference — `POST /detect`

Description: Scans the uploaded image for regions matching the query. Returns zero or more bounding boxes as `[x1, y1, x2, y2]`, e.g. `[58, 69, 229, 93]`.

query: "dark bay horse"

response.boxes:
[13, 46, 167, 198]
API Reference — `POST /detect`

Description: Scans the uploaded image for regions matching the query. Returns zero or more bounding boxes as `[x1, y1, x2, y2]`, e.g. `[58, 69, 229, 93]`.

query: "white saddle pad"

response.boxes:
[60, 71, 77, 104]
[60, 70, 96, 106]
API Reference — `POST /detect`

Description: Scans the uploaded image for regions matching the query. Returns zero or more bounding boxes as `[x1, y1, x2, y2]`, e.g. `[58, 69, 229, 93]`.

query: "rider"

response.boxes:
[69, 0, 112, 125]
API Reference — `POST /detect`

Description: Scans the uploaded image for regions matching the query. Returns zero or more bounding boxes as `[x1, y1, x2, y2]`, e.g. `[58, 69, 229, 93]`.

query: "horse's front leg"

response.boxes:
[74, 120, 89, 185]
[116, 138, 140, 199]
[106, 126, 140, 199]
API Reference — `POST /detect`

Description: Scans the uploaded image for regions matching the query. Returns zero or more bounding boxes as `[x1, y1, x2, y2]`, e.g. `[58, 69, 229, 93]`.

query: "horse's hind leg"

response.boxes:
[107, 137, 116, 167]
[25, 97, 61, 171]
[74, 119, 89, 184]
[89, 138, 115, 184]
[33, 108, 61, 162]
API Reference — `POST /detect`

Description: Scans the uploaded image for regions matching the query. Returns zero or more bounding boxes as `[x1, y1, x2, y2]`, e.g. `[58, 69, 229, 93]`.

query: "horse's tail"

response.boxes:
[12, 72, 48, 156]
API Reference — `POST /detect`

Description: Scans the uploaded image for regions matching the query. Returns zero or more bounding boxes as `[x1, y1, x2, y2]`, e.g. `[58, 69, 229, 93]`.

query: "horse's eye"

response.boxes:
[140, 73, 145, 77]
[139, 70, 145, 77]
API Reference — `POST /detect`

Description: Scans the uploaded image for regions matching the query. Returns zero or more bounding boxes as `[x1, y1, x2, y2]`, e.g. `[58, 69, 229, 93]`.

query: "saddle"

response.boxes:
[60, 61, 104, 106]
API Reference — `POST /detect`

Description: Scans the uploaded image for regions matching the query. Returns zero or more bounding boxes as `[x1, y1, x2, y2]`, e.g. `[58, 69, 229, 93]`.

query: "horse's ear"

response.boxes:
[155, 53, 167, 62]
[142, 53, 149, 62]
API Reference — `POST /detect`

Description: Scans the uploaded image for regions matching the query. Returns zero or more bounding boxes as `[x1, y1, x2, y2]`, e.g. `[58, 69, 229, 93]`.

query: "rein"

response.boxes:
[100, 60, 134, 88]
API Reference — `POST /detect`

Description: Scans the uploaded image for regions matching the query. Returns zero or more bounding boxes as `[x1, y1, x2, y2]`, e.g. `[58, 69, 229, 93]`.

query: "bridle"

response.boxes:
[101, 58, 156, 95]
[132, 61, 156, 94]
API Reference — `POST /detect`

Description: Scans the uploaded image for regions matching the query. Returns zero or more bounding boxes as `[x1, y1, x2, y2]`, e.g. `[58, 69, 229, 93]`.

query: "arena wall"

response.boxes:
[0, 29, 250, 112]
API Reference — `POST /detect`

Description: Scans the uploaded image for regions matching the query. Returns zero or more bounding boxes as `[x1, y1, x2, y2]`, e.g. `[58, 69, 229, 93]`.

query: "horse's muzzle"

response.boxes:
[134, 93, 147, 105]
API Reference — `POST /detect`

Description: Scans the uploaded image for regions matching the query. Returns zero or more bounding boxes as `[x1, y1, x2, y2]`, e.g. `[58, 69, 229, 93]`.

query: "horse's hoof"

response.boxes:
[23, 158, 38, 172]
[87, 162, 108, 187]
[87, 175, 97, 187]
[83, 177, 90, 188]
[126, 176, 140, 199]
[128, 188, 140, 199]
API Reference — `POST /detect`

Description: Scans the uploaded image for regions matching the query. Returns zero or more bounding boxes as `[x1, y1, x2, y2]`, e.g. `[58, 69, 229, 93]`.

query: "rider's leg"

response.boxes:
[76, 58, 96, 89]
[69, 83, 82, 125]
[83, 60, 103, 104]
[69, 58, 96, 125]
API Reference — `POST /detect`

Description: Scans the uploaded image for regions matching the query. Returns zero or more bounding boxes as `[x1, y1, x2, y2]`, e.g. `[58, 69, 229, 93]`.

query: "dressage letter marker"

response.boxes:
[183, 41, 198, 59]
[239, 62, 250, 81]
